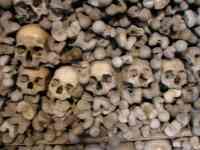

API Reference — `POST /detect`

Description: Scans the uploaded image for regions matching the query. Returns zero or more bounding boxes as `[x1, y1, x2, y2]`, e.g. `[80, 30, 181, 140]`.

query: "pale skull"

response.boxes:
[17, 67, 49, 95]
[86, 61, 116, 95]
[122, 59, 154, 88]
[16, 24, 49, 49]
[184, 47, 200, 65]
[161, 59, 187, 88]
[48, 66, 79, 100]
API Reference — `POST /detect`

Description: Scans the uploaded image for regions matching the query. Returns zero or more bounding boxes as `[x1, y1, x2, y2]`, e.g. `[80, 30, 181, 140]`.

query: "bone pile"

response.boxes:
[0, 0, 200, 149]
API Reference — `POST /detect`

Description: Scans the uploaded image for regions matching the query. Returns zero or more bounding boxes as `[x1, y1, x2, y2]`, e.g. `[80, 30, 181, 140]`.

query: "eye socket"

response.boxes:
[102, 74, 112, 82]
[165, 70, 175, 79]
[17, 47, 26, 54]
[33, 46, 42, 52]
[129, 69, 138, 78]
[20, 74, 29, 82]
[90, 76, 98, 82]
[35, 77, 44, 85]
[51, 79, 59, 87]
[65, 84, 74, 91]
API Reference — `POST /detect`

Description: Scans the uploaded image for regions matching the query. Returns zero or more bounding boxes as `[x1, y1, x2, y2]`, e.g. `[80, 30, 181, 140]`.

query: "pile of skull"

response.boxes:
[1, 0, 200, 149]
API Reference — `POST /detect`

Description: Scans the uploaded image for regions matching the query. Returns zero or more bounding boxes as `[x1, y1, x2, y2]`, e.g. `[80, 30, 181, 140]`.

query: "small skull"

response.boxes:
[16, 24, 49, 49]
[184, 47, 200, 65]
[17, 67, 49, 95]
[161, 59, 187, 88]
[86, 61, 116, 95]
[48, 66, 79, 100]
[122, 59, 154, 88]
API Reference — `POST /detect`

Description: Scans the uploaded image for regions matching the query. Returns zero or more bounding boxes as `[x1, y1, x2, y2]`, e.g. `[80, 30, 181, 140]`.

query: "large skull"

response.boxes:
[86, 61, 116, 95]
[161, 59, 187, 88]
[48, 66, 80, 100]
[17, 67, 49, 95]
[122, 59, 154, 88]
[16, 24, 49, 49]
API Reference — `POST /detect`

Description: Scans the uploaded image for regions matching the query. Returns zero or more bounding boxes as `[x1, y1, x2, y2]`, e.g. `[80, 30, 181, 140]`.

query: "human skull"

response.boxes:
[122, 59, 154, 88]
[14, 47, 47, 67]
[184, 47, 200, 81]
[16, 24, 49, 49]
[161, 59, 187, 88]
[86, 61, 116, 95]
[17, 67, 49, 95]
[184, 47, 200, 65]
[48, 66, 80, 100]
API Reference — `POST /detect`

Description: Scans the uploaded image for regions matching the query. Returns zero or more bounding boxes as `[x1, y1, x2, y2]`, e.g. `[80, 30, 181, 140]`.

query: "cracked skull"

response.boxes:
[17, 67, 49, 95]
[48, 66, 80, 100]
[161, 59, 187, 88]
[86, 61, 116, 95]
[122, 59, 154, 88]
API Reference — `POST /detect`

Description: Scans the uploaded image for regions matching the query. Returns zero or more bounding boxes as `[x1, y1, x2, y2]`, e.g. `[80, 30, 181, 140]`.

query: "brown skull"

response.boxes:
[17, 67, 49, 95]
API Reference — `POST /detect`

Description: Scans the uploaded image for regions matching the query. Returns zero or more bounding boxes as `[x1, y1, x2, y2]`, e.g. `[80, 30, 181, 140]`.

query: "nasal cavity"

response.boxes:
[27, 82, 33, 89]
[96, 82, 102, 90]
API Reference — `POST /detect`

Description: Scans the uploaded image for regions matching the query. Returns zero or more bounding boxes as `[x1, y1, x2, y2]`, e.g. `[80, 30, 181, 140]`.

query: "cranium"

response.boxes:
[122, 59, 154, 88]
[86, 61, 116, 95]
[16, 24, 49, 49]
[17, 67, 49, 95]
[48, 66, 80, 100]
[161, 59, 187, 88]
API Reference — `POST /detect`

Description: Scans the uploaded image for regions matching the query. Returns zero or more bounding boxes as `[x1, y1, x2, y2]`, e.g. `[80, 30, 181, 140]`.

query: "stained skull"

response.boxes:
[17, 67, 49, 95]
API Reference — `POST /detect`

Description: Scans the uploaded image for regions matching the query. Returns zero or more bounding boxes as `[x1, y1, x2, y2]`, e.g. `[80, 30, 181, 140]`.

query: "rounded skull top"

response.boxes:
[16, 24, 49, 49]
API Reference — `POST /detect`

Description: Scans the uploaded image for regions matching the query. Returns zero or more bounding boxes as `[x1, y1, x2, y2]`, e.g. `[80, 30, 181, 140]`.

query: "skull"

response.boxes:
[48, 66, 80, 100]
[122, 59, 154, 88]
[86, 61, 116, 95]
[17, 67, 49, 95]
[161, 59, 187, 88]
[16, 24, 49, 49]
[184, 47, 200, 65]
[184, 47, 200, 81]
[14, 47, 47, 67]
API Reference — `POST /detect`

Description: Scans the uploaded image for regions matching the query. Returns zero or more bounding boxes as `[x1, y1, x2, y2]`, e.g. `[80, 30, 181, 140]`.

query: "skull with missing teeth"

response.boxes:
[17, 67, 49, 95]
[48, 66, 80, 100]
[161, 59, 187, 88]
[86, 61, 116, 95]
[122, 59, 154, 88]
